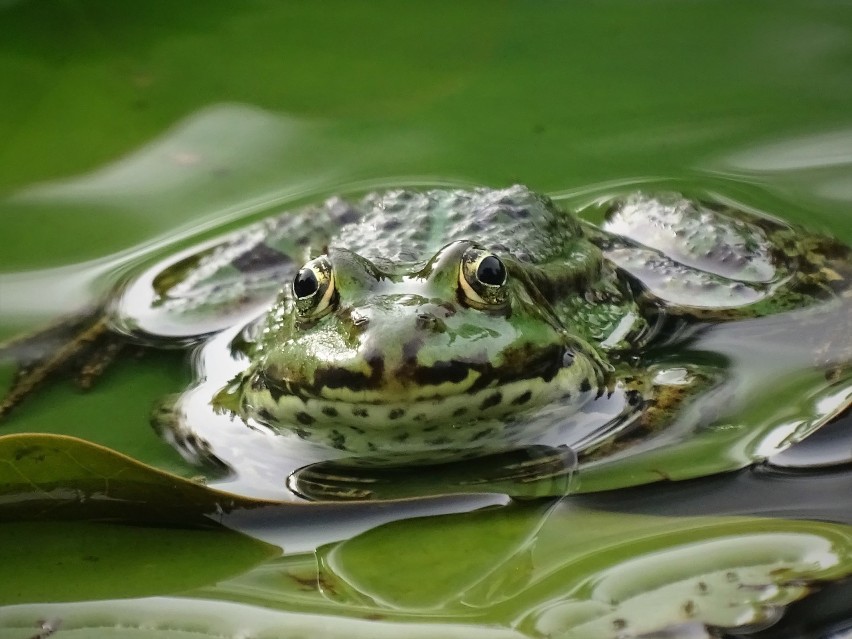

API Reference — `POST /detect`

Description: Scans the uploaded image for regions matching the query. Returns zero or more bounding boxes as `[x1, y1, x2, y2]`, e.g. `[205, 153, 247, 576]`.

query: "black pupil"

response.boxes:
[293, 268, 319, 298]
[476, 255, 506, 286]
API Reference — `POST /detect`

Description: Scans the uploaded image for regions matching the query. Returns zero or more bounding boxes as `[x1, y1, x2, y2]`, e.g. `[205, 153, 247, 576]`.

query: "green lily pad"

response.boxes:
[7, 503, 848, 638]
[205, 503, 852, 636]
[313, 504, 852, 626]
[0, 432, 272, 520]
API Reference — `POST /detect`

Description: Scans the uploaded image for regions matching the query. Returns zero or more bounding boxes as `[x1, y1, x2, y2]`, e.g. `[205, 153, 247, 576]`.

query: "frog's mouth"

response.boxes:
[242, 343, 603, 438]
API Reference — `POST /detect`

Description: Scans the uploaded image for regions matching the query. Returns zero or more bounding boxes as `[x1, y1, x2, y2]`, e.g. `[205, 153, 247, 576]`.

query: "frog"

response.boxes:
[1, 185, 850, 498]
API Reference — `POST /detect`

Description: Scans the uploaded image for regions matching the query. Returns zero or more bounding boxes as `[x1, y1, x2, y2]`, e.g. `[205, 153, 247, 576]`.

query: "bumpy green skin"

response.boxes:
[135, 186, 845, 466]
[3, 186, 849, 468]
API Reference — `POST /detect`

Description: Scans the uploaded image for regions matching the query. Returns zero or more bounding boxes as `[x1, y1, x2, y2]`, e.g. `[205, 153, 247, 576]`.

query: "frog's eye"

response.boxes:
[459, 248, 509, 308]
[292, 257, 336, 317]
[293, 268, 319, 298]
[475, 255, 507, 286]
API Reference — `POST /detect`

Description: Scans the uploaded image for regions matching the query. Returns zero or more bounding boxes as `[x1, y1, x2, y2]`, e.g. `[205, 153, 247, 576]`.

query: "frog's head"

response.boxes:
[235, 240, 606, 464]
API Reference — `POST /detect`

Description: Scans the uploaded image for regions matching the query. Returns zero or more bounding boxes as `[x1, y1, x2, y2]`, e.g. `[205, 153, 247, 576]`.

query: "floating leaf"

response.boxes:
[4, 504, 850, 637]
[0, 433, 273, 521]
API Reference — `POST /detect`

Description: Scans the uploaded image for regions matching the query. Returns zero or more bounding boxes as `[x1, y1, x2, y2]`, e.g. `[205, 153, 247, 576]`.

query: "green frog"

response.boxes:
[1, 186, 850, 495]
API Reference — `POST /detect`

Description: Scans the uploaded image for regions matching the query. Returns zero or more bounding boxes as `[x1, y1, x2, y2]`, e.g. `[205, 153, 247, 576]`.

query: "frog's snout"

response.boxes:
[349, 306, 448, 334]
[351, 298, 454, 339]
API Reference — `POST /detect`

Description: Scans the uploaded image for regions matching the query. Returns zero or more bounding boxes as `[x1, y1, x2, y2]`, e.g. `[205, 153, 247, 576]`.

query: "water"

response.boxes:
[1, 1, 852, 637]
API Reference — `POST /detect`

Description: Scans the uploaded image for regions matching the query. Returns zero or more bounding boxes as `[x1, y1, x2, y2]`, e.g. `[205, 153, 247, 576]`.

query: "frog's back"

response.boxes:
[336, 185, 583, 267]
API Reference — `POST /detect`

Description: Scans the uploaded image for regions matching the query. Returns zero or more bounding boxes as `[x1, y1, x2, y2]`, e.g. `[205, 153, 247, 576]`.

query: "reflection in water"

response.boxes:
[722, 128, 852, 173]
[715, 126, 852, 233]
[11, 104, 328, 209]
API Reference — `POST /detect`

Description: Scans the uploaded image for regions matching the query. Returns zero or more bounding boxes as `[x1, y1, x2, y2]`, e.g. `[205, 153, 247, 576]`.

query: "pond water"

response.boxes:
[1, 2, 852, 637]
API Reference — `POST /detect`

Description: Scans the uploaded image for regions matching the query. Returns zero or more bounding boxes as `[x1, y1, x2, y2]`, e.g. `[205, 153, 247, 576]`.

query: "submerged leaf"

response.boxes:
[0, 521, 279, 605]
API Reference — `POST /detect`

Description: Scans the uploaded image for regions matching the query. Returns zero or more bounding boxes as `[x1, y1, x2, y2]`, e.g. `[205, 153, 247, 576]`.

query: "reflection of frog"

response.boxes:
[1, 186, 849, 473]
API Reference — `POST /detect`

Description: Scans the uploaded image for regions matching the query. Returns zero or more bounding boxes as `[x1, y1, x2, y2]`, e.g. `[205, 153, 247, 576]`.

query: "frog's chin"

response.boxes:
[241, 352, 604, 463]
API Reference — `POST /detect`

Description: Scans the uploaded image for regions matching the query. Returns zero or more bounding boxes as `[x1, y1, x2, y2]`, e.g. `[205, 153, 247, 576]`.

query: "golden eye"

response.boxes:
[292, 257, 336, 317]
[459, 248, 509, 308]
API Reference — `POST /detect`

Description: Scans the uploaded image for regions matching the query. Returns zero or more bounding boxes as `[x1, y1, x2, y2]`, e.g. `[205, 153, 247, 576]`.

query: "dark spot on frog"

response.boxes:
[579, 378, 592, 393]
[512, 390, 532, 405]
[296, 412, 315, 425]
[329, 430, 346, 449]
[480, 392, 503, 410]
[322, 406, 339, 418]
[394, 431, 410, 442]
[255, 372, 291, 402]
[314, 355, 385, 392]
[470, 428, 494, 441]
[414, 344, 566, 392]
[231, 243, 291, 273]
[389, 408, 405, 420]
[453, 407, 467, 417]
[257, 408, 275, 422]
[413, 360, 470, 386]
[352, 407, 369, 418]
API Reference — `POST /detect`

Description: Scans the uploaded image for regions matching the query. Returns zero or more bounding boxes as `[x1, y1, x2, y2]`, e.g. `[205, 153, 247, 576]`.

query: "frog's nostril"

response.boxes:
[416, 312, 446, 332]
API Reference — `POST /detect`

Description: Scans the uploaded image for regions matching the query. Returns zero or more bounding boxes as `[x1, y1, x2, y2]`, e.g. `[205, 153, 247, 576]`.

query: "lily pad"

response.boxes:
[0, 432, 272, 520]
[6, 503, 849, 638]
[215, 503, 852, 637]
